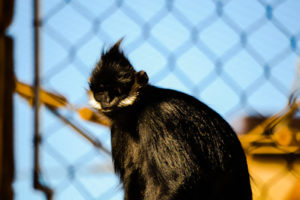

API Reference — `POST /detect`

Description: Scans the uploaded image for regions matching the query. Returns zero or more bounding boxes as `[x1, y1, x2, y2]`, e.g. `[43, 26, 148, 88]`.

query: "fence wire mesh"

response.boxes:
[12, 0, 300, 199]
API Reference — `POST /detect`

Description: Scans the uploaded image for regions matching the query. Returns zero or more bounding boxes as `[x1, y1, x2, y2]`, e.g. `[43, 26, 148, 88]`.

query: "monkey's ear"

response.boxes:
[136, 71, 148, 86]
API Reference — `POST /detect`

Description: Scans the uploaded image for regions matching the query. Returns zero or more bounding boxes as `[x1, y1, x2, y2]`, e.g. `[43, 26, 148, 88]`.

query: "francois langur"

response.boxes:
[89, 40, 252, 200]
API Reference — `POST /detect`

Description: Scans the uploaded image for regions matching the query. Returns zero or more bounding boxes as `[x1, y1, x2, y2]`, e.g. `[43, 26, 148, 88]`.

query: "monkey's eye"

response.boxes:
[93, 85, 105, 94]
[110, 88, 121, 97]
[89, 82, 104, 92]
[97, 88, 105, 93]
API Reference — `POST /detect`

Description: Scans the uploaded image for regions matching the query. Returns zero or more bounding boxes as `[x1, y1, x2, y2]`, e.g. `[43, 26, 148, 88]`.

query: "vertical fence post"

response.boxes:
[33, 0, 53, 199]
[0, 0, 15, 199]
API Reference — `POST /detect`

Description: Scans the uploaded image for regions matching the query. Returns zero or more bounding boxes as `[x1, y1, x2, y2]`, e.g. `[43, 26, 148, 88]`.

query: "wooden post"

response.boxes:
[0, 0, 15, 199]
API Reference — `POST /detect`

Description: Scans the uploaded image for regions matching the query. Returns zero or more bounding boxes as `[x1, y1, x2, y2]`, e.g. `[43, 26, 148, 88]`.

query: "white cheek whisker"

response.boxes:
[118, 93, 138, 107]
[89, 94, 102, 110]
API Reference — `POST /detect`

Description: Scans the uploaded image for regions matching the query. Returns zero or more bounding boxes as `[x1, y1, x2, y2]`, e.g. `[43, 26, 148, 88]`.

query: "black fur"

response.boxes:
[89, 41, 252, 200]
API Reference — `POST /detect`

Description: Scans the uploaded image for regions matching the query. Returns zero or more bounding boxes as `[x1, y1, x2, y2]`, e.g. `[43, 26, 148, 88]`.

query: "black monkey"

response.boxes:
[89, 40, 252, 200]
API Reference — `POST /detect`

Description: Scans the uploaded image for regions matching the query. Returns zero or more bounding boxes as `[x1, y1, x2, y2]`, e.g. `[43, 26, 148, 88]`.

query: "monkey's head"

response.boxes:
[89, 40, 149, 113]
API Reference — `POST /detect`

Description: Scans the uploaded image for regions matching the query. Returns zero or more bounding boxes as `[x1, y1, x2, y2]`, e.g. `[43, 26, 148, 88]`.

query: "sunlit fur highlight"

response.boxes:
[88, 92, 102, 110]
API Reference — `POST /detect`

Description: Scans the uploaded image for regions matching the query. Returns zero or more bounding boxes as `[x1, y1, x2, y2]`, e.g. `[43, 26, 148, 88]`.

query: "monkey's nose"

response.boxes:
[101, 102, 111, 109]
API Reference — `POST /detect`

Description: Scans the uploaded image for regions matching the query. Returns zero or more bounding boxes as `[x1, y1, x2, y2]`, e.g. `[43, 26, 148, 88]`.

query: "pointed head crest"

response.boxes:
[102, 38, 123, 56]
[90, 38, 135, 96]
[98, 38, 131, 73]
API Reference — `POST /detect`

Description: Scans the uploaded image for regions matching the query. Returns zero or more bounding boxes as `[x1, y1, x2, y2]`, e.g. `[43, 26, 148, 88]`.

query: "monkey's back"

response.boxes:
[112, 85, 252, 200]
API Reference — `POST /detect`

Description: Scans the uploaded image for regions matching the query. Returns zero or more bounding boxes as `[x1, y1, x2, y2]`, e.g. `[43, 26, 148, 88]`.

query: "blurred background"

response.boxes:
[1, 0, 300, 199]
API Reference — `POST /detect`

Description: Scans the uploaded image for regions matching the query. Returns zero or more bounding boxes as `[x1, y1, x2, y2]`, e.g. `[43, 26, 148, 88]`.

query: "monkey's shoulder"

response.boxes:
[139, 86, 239, 139]
[140, 86, 220, 120]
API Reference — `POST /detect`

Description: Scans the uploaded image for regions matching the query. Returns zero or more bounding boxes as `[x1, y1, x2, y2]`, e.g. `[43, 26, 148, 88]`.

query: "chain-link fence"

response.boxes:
[10, 0, 300, 199]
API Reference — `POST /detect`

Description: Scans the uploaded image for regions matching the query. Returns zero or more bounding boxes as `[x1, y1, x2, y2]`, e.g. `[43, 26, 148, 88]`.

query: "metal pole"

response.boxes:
[33, 0, 53, 199]
[0, 0, 15, 198]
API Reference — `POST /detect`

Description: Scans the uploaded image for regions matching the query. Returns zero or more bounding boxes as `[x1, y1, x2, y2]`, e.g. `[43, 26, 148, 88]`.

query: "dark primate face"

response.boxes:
[89, 40, 148, 112]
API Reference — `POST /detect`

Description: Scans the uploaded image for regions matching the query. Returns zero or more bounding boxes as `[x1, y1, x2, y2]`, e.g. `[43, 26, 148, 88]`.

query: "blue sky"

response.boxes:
[8, 0, 300, 199]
